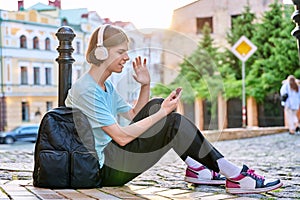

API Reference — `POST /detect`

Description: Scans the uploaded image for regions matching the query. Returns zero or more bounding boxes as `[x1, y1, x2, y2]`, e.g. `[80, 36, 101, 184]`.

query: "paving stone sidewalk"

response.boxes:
[0, 132, 299, 199]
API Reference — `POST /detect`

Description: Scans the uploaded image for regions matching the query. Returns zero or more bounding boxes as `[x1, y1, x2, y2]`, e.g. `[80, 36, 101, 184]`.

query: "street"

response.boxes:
[132, 132, 300, 199]
[0, 132, 299, 199]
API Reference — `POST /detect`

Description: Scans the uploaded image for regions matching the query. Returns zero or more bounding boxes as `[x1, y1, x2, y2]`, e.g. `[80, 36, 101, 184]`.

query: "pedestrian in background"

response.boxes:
[280, 75, 300, 135]
[66, 24, 282, 194]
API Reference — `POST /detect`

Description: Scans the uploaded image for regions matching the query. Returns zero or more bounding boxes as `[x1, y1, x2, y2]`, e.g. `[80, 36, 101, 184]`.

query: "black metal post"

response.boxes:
[292, 0, 300, 63]
[55, 26, 75, 106]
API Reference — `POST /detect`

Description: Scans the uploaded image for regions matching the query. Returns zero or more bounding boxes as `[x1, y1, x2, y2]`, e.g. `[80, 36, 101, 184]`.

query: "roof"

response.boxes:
[113, 21, 132, 28]
[59, 8, 89, 25]
[27, 3, 57, 11]
[173, 0, 199, 11]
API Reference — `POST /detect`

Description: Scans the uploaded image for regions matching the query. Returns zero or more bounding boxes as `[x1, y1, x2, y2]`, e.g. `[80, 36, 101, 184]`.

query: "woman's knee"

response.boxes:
[164, 112, 182, 130]
[148, 98, 164, 106]
[145, 98, 164, 115]
[131, 98, 164, 123]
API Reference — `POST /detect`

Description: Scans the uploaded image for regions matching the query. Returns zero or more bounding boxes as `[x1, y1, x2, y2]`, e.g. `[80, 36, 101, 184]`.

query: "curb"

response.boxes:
[203, 126, 288, 142]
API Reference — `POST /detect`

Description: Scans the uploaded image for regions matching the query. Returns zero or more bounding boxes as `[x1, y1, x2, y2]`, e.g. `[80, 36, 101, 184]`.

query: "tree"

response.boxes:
[247, 2, 299, 102]
[152, 23, 222, 127]
[152, 1, 300, 122]
[218, 4, 256, 99]
[152, 23, 221, 101]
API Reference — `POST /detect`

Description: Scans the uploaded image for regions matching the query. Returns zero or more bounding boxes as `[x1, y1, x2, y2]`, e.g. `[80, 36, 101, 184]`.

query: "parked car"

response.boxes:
[0, 124, 39, 144]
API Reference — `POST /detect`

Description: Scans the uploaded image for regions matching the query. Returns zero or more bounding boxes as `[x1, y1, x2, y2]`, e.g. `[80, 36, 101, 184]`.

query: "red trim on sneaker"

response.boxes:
[226, 165, 283, 194]
[184, 166, 226, 185]
[226, 179, 240, 188]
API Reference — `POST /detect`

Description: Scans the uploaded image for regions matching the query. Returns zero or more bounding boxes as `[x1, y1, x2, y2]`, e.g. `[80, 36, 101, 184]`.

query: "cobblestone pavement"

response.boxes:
[0, 132, 299, 199]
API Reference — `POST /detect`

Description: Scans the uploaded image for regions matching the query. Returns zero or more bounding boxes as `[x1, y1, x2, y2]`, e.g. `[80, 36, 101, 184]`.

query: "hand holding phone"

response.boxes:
[172, 87, 182, 99]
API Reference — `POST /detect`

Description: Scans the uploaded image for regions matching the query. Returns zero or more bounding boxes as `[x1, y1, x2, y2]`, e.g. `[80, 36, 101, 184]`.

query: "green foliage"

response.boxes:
[152, 22, 222, 103]
[220, 1, 299, 102]
[227, 5, 256, 45]
[218, 4, 256, 100]
[248, 2, 299, 102]
[150, 83, 172, 99]
[222, 5, 256, 78]
[152, 1, 300, 105]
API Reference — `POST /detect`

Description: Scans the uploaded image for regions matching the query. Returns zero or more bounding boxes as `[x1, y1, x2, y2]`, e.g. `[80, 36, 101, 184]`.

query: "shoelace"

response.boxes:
[212, 171, 219, 178]
[246, 169, 264, 180]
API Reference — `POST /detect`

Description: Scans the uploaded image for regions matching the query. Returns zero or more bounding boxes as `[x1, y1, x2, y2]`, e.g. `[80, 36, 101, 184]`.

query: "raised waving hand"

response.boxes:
[132, 56, 150, 86]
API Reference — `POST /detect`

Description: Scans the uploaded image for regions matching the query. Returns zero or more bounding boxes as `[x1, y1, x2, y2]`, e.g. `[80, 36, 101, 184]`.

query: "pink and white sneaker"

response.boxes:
[184, 165, 226, 185]
[226, 165, 283, 194]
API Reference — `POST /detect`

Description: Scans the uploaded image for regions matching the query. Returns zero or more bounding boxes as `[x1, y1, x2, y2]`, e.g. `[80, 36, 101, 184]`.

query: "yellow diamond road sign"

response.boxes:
[231, 36, 257, 62]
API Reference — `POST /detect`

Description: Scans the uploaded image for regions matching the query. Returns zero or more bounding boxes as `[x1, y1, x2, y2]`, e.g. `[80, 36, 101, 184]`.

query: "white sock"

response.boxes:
[217, 158, 241, 178]
[185, 156, 203, 168]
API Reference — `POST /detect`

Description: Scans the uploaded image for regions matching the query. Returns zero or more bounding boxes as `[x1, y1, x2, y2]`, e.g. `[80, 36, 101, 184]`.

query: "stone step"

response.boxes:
[0, 180, 238, 200]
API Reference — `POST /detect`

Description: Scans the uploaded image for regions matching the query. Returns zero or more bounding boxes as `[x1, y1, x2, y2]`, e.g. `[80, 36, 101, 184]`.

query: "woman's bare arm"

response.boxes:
[102, 89, 182, 146]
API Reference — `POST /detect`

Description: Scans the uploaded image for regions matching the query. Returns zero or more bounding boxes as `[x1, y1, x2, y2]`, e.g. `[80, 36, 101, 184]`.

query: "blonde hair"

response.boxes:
[86, 24, 129, 65]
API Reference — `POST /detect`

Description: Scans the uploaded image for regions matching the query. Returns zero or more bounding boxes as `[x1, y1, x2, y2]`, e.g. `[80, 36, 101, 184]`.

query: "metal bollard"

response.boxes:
[55, 26, 76, 106]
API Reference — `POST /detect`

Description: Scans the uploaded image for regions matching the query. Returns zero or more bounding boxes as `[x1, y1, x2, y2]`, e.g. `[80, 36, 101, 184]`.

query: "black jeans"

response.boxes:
[100, 98, 223, 186]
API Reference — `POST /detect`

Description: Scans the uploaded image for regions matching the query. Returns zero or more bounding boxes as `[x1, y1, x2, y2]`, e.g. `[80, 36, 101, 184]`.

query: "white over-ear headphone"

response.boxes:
[94, 24, 109, 61]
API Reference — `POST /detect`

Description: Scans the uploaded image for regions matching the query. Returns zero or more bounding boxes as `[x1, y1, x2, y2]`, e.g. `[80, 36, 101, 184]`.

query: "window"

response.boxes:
[22, 101, 30, 122]
[62, 18, 68, 26]
[33, 67, 40, 85]
[76, 41, 81, 54]
[196, 17, 213, 34]
[45, 37, 51, 50]
[21, 126, 39, 133]
[33, 36, 39, 49]
[20, 66, 28, 85]
[231, 14, 241, 30]
[7, 64, 10, 82]
[20, 35, 27, 48]
[72, 68, 81, 83]
[76, 69, 81, 79]
[45, 67, 52, 85]
[46, 101, 53, 111]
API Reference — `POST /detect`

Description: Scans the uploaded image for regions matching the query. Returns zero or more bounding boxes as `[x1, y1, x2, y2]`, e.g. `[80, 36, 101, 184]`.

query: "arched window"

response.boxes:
[45, 37, 51, 50]
[20, 35, 27, 48]
[33, 36, 39, 49]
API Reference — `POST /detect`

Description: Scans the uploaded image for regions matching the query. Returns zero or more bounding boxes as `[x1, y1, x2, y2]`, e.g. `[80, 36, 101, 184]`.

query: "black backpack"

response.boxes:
[33, 107, 102, 188]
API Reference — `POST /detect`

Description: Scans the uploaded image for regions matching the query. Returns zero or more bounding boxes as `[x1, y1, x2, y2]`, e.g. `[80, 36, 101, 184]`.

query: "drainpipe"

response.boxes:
[0, 11, 6, 131]
[0, 12, 3, 95]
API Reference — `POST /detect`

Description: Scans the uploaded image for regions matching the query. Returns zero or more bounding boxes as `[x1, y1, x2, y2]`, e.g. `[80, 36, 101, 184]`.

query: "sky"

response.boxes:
[0, 0, 294, 29]
[0, 0, 199, 29]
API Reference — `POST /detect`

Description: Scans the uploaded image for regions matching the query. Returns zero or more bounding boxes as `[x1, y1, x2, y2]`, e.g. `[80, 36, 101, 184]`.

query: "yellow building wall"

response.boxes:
[1, 9, 64, 130]
[8, 10, 58, 26]
[5, 96, 58, 130]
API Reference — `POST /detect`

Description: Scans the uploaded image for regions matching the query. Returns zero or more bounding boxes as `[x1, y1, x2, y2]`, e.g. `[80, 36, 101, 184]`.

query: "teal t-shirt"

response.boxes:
[65, 72, 132, 168]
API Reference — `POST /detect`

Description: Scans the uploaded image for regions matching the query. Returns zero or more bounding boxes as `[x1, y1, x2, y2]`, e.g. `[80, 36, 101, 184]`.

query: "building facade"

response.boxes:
[164, 0, 279, 83]
[163, 0, 285, 130]
[0, 8, 61, 130]
[0, 1, 162, 131]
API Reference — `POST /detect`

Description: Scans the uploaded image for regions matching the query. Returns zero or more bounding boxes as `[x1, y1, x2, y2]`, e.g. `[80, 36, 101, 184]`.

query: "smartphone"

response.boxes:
[173, 87, 182, 99]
